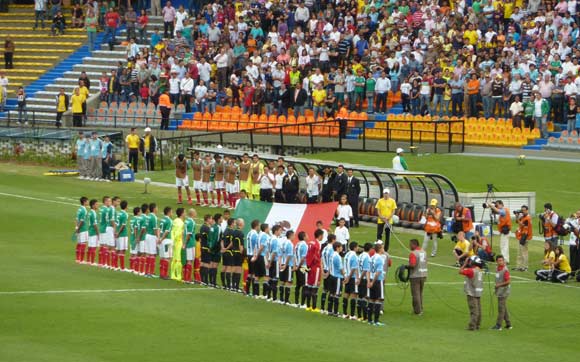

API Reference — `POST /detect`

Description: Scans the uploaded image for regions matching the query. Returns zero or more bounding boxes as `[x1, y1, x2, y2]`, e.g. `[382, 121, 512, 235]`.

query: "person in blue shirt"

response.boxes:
[89, 132, 103, 180]
[326, 241, 344, 316]
[76, 131, 89, 179]
[266, 225, 282, 301]
[368, 242, 386, 326]
[101, 136, 113, 182]
[357, 243, 373, 321]
[278, 230, 295, 304]
[150, 26, 162, 50]
[245, 219, 260, 296]
[320, 234, 337, 313]
[294, 231, 308, 307]
[342, 241, 359, 320]
[253, 223, 270, 298]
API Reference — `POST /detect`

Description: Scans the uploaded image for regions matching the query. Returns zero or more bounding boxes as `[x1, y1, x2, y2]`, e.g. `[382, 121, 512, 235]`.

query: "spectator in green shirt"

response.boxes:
[365, 72, 376, 114]
[354, 69, 366, 112]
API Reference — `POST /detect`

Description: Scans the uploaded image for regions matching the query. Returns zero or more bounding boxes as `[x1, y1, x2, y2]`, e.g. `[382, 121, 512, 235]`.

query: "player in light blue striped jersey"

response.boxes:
[278, 230, 295, 304]
[342, 241, 359, 319]
[266, 225, 282, 301]
[320, 234, 336, 313]
[357, 243, 373, 321]
[327, 242, 344, 316]
[367, 242, 386, 326]
[254, 223, 270, 298]
[294, 232, 309, 308]
[245, 219, 260, 296]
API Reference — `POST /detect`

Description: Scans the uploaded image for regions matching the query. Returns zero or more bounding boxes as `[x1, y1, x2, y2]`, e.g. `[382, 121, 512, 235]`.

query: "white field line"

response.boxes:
[0, 287, 216, 296]
[0, 192, 77, 206]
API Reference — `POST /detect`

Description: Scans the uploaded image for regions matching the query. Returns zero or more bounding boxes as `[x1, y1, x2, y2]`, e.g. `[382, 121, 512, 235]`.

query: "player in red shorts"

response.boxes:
[305, 229, 323, 312]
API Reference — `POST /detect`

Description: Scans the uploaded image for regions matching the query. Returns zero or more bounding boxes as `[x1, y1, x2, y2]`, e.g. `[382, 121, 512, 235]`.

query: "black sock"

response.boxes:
[201, 267, 208, 284]
[225, 273, 232, 289]
[374, 302, 382, 323]
[311, 287, 318, 309]
[211, 269, 217, 286]
[295, 286, 301, 305]
[279, 285, 284, 301]
[321, 291, 327, 310]
[361, 300, 368, 320]
[245, 276, 253, 293]
[263, 282, 270, 298]
[333, 295, 339, 314]
[367, 302, 374, 322]
[327, 296, 334, 313]
[350, 298, 356, 317]
[220, 271, 226, 287]
[304, 287, 311, 308]
[284, 286, 291, 303]
[357, 299, 362, 318]
[342, 297, 348, 315]
[252, 280, 259, 296]
[233, 273, 241, 289]
[300, 286, 307, 306]
[271, 281, 278, 300]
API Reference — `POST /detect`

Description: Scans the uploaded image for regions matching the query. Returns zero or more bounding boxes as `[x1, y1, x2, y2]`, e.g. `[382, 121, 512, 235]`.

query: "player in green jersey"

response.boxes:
[182, 208, 197, 283]
[87, 199, 100, 265]
[108, 196, 120, 268]
[115, 200, 129, 271]
[158, 206, 173, 280]
[137, 203, 149, 276]
[98, 196, 111, 267]
[207, 213, 222, 287]
[144, 203, 159, 277]
[75, 196, 89, 264]
[129, 207, 141, 273]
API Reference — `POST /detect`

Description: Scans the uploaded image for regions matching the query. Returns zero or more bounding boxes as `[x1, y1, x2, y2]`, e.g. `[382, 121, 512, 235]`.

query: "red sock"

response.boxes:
[216, 191, 221, 205]
[159, 259, 164, 278]
[140, 256, 146, 273]
[75, 244, 81, 262]
[149, 256, 156, 275]
[203, 193, 208, 204]
[178, 193, 182, 203]
[118, 253, 125, 269]
[111, 251, 118, 268]
[104, 248, 110, 266]
[99, 247, 106, 265]
[222, 190, 227, 205]
[82, 244, 87, 262]
[89, 247, 96, 264]
[195, 190, 201, 204]
[187, 264, 193, 282]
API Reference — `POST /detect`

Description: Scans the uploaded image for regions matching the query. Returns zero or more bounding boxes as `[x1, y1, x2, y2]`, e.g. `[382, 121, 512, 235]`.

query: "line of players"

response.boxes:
[74, 196, 389, 326]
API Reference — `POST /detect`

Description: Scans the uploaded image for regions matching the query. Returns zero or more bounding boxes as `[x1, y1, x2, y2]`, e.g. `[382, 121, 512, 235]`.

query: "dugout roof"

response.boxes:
[189, 147, 459, 211]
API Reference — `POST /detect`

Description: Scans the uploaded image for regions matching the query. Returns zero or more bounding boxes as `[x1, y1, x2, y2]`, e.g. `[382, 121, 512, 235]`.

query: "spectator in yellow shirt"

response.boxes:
[463, 24, 479, 45]
[453, 231, 471, 265]
[71, 87, 85, 127]
[312, 83, 326, 121]
[125, 127, 141, 172]
[375, 188, 397, 251]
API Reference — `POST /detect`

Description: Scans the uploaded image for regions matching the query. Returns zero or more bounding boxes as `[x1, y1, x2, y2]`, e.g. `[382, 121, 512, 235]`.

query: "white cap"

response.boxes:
[375, 240, 384, 245]
[144, 127, 151, 132]
[396, 147, 404, 154]
[383, 188, 390, 194]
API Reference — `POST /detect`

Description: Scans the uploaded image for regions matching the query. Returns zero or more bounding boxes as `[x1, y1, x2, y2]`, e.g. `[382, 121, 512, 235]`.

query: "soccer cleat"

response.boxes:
[431, 253, 436, 257]
[375, 322, 385, 327]
[357, 317, 364, 322]
[312, 308, 320, 313]
[490, 325, 502, 330]
[299, 304, 307, 309]
[505, 325, 513, 330]
[350, 316, 358, 321]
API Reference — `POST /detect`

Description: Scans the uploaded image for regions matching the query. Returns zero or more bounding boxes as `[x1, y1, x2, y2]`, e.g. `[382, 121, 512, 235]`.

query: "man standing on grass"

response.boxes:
[267, 225, 282, 301]
[342, 241, 359, 320]
[460, 256, 484, 331]
[491, 255, 512, 331]
[170, 207, 185, 281]
[231, 219, 245, 291]
[158, 207, 173, 280]
[108, 196, 120, 269]
[75, 197, 89, 263]
[199, 214, 214, 285]
[294, 232, 309, 308]
[220, 218, 235, 289]
[175, 153, 192, 205]
[191, 151, 202, 205]
[356, 243, 372, 321]
[208, 214, 222, 287]
[125, 128, 140, 173]
[375, 188, 397, 252]
[76, 132, 88, 179]
[367, 242, 386, 326]
[87, 199, 100, 265]
[327, 242, 344, 316]
[279, 230, 295, 304]
[245, 220, 260, 294]
[145, 203, 160, 277]
[129, 207, 142, 273]
[320, 234, 336, 313]
[182, 209, 197, 283]
[408, 238, 427, 315]
[98, 196, 111, 267]
[115, 200, 129, 271]
[137, 204, 149, 275]
[89, 132, 103, 181]
[305, 229, 322, 311]
[254, 223, 270, 298]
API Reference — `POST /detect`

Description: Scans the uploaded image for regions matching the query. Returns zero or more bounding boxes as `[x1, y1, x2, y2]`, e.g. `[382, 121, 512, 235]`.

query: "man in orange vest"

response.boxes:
[453, 202, 473, 239]
[514, 205, 533, 272]
[541, 202, 560, 248]
[423, 199, 443, 257]
[487, 200, 511, 264]
[159, 89, 172, 130]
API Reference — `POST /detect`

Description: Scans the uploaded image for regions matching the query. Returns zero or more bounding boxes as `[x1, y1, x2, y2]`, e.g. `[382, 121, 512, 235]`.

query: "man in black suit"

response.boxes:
[332, 164, 347, 201]
[292, 82, 308, 118]
[278, 83, 292, 118]
[282, 164, 300, 203]
[319, 166, 336, 202]
[345, 168, 361, 227]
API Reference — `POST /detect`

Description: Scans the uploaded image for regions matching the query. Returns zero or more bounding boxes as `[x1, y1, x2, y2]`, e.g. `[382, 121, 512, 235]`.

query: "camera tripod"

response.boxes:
[480, 183, 499, 249]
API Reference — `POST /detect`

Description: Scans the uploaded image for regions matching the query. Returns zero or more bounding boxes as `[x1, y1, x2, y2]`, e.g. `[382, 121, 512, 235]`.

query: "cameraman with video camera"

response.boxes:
[453, 202, 474, 239]
[514, 206, 533, 272]
[540, 203, 560, 248]
[565, 210, 580, 276]
[486, 200, 511, 264]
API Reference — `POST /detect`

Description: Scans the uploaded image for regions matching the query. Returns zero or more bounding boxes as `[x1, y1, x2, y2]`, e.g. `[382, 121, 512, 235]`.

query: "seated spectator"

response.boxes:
[51, 10, 65, 36]
[71, 3, 84, 28]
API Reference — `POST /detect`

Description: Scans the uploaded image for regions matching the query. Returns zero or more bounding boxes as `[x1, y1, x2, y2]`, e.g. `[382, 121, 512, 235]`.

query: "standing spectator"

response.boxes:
[292, 82, 307, 117]
[263, 82, 276, 117]
[353, 69, 365, 112]
[365, 71, 376, 114]
[162, 1, 176, 39]
[85, 9, 98, 51]
[566, 97, 579, 133]
[107, 69, 120, 106]
[180, 72, 194, 113]
[206, 82, 217, 114]
[168, 70, 181, 107]
[282, 164, 299, 203]
[214, 47, 229, 90]
[4, 36, 15, 69]
[312, 83, 326, 121]
[158, 89, 171, 130]
[467, 73, 480, 117]
[532, 91, 550, 138]
[151, 0, 162, 16]
[400, 78, 412, 114]
[55, 87, 68, 128]
[480, 74, 493, 118]
[49, 0, 61, 19]
[125, 6, 137, 41]
[345, 169, 361, 227]
[449, 74, 465, 117]
[125, 127, 140, 173]
[16, 87, 27, 125]
[0, 71, 6, 112]
[34, 0, 46, 30]
[332, 165, 347, 201]
[375, 71, 391, 114]
[141, 127, 157, 171]
[88, 132, 102, 180]
[103, 8, 120, 51]
[71, 87, 84, 127]
[431, 70, 446, 117]
[137, 9, 149, 45]
[278, 83, 291, 118]
[252, 80, 264, 115]
[305, 167, 321, 204]
[510, 95, 524, 128]
[258, 166, 275, 202]
[194, 79, 208, 113]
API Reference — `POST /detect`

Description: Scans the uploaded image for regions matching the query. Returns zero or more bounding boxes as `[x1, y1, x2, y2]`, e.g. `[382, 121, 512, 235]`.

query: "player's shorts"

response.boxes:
[158, 239, 173, 258]
[116, 236, 128, 251]
[138, 240, 146, 254]
[254, 255, 267, 277]
[368, 281, 384, 300]
[214, 180, 225, 189]
[130, 241, 139, 255]
[232, 251, 243, 266]
[239, 180, 251, 194]
[193, 180, 202, 190]
[222, 251, 233, 266]
[145, 234, 157, 255]
[344, 277, 358, 295]
[186, 247, 195, 261]
[200, 181, 213, 192]
[307, 266, 321, 287]
[295, 268, 306, 287]
[279, 265, 293, 283]
[358, 278, 368, 299]
[201, 247, 212, 263]
[105, 227, 115, 247]
[328, 275, 343, 295]
[251, 183, 260, 195]
[176, 176, 190, 187]
[99, 231, 110, 246]
[88, 235, 98, 248]
[77, 231, 88, 244]
[211, 252, 221, 263]
[248, 256, 255, 275]
[268, 259, 279, 280]
[226, 181, 239, 194]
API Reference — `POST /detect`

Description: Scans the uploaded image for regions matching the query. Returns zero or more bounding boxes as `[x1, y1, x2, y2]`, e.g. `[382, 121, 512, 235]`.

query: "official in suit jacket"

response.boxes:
[292, 83, 308, 118]
[282, 164, 300, 203]
[345, 168, 361, 227]
[332, 164, 347, 201]
[278, 83, 293, 118]
[319, 166, 336, 202]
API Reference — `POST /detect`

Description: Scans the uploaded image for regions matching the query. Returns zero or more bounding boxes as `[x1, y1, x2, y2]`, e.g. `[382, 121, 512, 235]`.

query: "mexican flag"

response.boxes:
[233, 199, 338, 241]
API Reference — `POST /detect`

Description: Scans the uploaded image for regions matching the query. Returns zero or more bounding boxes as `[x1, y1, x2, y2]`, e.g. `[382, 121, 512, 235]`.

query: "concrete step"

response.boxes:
[73, 63, 117, 72]
[91, 50, 127, 57]
[7, 110, 56, 122]
[63, 70, 102, 79]
[0, 32, 86, 39]
[8, 41, 83, 48]
[83, 57, 129, 66]
[3, 69, 48, 75]
[14, 48, 75, 54]
[0, 55, 60, 61]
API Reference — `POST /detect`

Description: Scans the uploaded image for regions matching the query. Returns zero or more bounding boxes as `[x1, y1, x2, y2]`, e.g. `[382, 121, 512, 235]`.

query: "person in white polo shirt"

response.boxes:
[392, 148, 408, 171]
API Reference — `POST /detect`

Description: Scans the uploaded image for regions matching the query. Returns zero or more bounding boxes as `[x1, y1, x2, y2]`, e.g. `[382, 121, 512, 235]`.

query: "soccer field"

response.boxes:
[1, 162, 579, 362]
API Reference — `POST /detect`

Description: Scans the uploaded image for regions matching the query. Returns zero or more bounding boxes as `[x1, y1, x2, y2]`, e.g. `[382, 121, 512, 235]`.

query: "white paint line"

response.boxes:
[0, 192, 77, 206]
[0, 287, 216, 296]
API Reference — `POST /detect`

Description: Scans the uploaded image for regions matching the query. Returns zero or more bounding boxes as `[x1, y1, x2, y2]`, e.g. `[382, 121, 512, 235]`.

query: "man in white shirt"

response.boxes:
[194, 80, 208, 113]
[197, 58, 211, 84]
[259, 166, 275, 202]
[334, 218, 350, 247]
[294, 3, 310, 27]
[305, 167, 321, 204]
[214, 48, 229, 90]
[180, 73, 194, 113]
[168, 71, 181, 109]
[392, 148, 408, 171]
[274, 165, 286, 203]
[375, 71, 392, 114]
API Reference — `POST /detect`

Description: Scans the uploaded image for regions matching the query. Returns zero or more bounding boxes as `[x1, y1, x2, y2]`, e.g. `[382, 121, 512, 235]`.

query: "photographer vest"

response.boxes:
[409, 249, 428, 279]
[424, 207, 442, 234]
[515, 214, 533, 241]
[543, 212, 557, 238]
[454, 207, 473, 233]
[498, 207, 512, 234]
[495, 268, 510, 298]
[464, 268, 484, 297]
[175, 158, 187, 178]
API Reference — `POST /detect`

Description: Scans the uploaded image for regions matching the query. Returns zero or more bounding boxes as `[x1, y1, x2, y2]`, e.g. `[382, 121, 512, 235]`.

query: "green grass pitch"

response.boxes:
[1, 155, 579, 362]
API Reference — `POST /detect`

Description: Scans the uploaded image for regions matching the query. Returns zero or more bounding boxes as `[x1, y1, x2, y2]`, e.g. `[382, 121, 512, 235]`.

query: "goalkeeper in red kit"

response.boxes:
[305, 229, 323, 312]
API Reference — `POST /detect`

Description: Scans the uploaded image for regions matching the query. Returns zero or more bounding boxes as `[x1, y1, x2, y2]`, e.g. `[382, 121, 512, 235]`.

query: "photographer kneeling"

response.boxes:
[514, 205, 533, 272]
[486, 200, 511, 264]
[453, 231, 472, 267]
